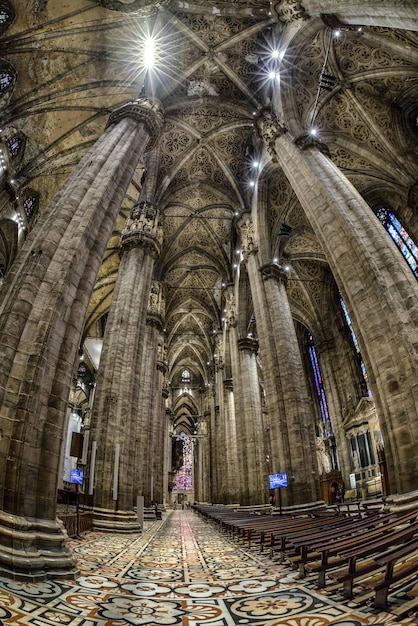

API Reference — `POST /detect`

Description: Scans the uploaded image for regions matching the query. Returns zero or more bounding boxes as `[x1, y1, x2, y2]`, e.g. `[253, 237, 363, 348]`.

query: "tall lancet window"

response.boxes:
[340, 296, 372, 397]
[376, 208, 418, 279]
[307, 332, 332, 438]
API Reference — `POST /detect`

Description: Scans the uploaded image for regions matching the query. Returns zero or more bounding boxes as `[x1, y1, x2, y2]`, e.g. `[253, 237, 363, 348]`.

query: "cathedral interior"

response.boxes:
[0, 1, 418, 622]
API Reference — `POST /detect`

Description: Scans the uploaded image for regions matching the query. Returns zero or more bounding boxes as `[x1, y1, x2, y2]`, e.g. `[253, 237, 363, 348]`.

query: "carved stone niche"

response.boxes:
[96, 0, 170, 15]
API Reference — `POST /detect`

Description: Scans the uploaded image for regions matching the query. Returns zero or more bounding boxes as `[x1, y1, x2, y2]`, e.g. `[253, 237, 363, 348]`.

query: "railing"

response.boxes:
[58, 511, 93, 538]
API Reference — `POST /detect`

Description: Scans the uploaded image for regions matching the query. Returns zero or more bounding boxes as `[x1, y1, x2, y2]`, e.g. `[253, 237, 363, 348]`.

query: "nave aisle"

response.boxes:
[0, 510, 416, 625]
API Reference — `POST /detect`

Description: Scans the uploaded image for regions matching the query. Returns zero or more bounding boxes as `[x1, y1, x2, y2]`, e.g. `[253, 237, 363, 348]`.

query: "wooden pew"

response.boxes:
[325, 517, 418, 597]
[360, 537, 418, 608]
[284, 514, 381, 576]
[291, 510, 417, 582]
[302, 510, 418, 593]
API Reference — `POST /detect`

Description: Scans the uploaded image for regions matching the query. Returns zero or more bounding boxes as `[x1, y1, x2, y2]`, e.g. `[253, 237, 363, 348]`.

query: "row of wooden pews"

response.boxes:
[192, 502, 418, 619]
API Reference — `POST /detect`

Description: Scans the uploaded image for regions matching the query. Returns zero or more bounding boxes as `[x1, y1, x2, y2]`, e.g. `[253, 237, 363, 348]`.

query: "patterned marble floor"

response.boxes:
[0, 509, 417, 625]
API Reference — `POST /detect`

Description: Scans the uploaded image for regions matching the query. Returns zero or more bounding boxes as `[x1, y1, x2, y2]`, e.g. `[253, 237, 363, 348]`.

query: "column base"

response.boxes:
[0, 510, 79, 582]
[384, 489, 418, 514]
[93, 506, 142, 533]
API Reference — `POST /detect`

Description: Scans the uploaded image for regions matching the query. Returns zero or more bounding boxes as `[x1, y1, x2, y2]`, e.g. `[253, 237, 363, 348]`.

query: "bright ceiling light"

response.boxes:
[143, 36, 155, 69]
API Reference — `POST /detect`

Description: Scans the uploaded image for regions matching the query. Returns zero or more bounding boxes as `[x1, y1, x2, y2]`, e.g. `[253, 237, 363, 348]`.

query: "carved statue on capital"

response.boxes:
[147, 280, 165, 328]
[237, 214, 258, 261]
[121, 200, 164, 255]
[225, 290, 237, 328]
[214, 334, 224, 371]
[316, 436, 332, 475]
[257, 109, 287, 163]
[270, 0, 310, 24]
[148, 280, 165, 314]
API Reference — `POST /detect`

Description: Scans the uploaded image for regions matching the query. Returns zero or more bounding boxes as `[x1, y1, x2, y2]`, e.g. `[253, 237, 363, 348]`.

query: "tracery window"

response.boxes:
[181, 369, 191, 384]
[23, 192, 39, 220]
[0, 2, 15, 35]
[307, 332, 332, 437]
[377, 208, 418, 279]
[0, 70, 12, 91]
[0, 60, 16, 94]
[7, 133, 25, 158]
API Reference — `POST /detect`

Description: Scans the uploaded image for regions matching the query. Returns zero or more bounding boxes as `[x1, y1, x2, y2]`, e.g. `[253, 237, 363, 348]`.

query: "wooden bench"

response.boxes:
[326, 518, 418, 597]
[362, 537, 418, 608]
[293, 510, 417, 583]
[285, 513, 380, 577]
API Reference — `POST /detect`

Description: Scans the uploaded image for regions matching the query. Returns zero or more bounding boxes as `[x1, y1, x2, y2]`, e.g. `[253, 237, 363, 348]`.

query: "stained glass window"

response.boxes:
[0, 3, 15, 33]
[340, 296, 372, 396]
[307, 332, 332, 437]
[23, 194, 39, 220]
[173, 433, 193, 491]
[181, 369, 191, 384]
[377, 208, 418, 279]
[7, 135, 23, 158]
[0, 70, 13, 91]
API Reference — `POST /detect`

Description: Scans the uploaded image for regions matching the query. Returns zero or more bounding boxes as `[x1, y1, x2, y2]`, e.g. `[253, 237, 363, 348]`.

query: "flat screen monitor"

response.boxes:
[269, 472, 288, 488]
[70, 469, 84, 485]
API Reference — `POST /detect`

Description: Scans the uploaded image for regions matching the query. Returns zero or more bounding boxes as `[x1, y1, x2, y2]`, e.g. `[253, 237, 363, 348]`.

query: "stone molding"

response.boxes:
[270, 0, 310, 24]
[0, 511, 78, 581]
[106, 96, 164, 150]
[97, 0, 171, 15]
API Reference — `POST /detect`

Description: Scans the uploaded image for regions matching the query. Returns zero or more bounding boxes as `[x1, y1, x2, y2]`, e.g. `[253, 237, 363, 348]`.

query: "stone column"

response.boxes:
[260, 115, 418, 496]
[144, 287, 166, 506]
[213, 333, 226, 501]
[238, 215, 320, 506]
[193, 411, 208, 503]
[90, 198, 164, 530]
[0, 96, 163, 579]
[161, 383, 170, 506]
[236, 337, 268, 505]
[221, 291, 240, 504]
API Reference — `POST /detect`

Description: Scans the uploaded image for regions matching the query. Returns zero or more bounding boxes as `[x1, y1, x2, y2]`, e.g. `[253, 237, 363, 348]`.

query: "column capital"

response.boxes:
[294, 132, 330, 158]
[121, 201, 163, 257]
[237, 337, 259, 354]
[106, 96, 164, 150]
[157, 360, 168, 375]
[224, 378, 234, 391]
[270, 1, 310, 24]
[260, 262, 289, 285]
[146, 310, 164, 330]
[257, 109, 287, 163]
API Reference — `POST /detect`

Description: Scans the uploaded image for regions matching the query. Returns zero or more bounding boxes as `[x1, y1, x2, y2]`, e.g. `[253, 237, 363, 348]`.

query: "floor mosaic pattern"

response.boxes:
[0, 510, 417, 625]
